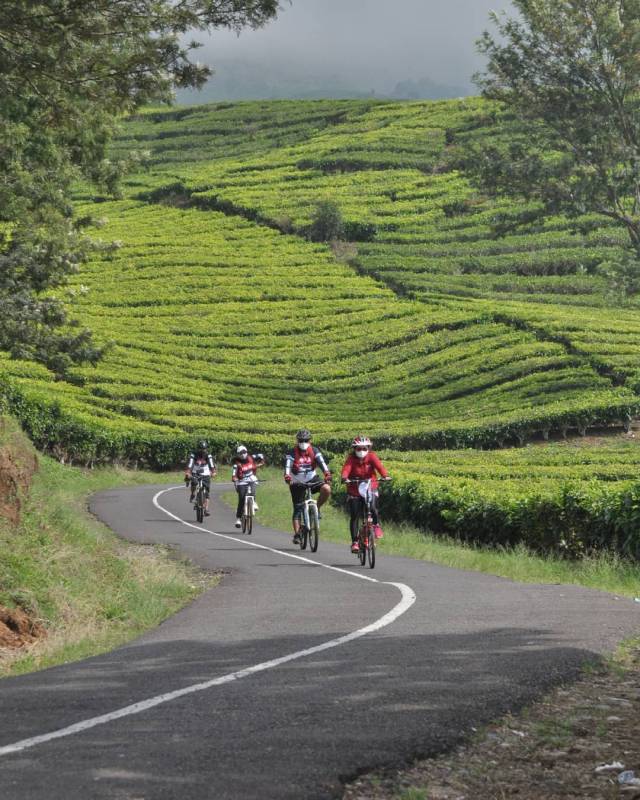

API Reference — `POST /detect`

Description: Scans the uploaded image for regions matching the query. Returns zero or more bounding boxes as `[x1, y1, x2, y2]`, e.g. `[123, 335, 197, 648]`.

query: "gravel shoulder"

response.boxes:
[344, 643, 640, 800]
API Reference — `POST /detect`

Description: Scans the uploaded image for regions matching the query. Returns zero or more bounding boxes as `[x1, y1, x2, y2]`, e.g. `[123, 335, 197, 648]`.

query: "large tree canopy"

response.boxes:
[0, 1, 279, 373]
[473, 0, 640, 294]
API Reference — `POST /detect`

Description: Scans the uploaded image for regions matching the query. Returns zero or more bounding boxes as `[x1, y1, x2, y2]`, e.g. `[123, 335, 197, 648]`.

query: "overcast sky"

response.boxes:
[180, 0, 514, 99]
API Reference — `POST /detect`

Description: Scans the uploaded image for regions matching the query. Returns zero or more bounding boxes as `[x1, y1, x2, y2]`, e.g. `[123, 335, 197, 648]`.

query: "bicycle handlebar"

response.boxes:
[344, 477, 392, 484]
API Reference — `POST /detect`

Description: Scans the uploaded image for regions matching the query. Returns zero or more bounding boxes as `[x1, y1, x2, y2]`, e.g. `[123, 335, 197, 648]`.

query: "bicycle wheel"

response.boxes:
[246, 497, 253, 536]
[241, 514, 247, 534]
[367, 525, 376, 569]
[299, 525, 308, 550]
[358, 522, 366, 565]
[196, 491, 204, 523]
[308, 505, 319, 552]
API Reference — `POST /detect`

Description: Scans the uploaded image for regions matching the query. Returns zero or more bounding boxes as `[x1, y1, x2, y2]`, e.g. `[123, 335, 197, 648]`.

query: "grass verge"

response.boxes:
[1, 456, 216, 678]
[222, 467, 640, 598]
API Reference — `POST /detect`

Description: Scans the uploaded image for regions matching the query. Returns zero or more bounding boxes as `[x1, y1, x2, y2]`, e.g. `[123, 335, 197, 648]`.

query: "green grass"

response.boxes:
[0, 429, 215, 677]
[222, 467, 640, 598]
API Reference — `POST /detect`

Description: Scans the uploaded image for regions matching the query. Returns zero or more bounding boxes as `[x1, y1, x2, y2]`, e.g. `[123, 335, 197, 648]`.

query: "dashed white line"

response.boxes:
[0, 487, 416, 757]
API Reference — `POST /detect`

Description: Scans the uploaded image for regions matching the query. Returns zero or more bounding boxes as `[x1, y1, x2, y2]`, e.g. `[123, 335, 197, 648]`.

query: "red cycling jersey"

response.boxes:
[341, 452, 389, 497]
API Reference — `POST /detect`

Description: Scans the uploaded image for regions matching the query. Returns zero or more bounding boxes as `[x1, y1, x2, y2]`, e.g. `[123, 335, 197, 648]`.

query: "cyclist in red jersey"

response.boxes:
[341, 436, 390, 553]
[284, 428, 331, 544]
[231, 445, 265, 528]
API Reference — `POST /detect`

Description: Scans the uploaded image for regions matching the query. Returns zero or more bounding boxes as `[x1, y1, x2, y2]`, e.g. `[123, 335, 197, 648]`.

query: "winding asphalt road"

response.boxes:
[1, 483, 639, 799]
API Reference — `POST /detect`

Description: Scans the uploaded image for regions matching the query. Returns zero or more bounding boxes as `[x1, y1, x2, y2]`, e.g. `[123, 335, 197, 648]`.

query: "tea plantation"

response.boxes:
[2, 98, 640, 555]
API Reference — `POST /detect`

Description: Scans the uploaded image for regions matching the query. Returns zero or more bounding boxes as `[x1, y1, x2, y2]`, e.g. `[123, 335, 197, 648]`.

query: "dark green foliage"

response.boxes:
[474, 1, 640, 294]
[307, 200, 346, 242]
[0, 0, 279, 372]
[380, 474, 640, 561]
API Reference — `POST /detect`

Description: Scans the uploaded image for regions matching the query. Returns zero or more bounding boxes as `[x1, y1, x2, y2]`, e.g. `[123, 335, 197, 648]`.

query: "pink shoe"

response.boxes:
[351, 541, 360, 553]
[374, 525, 384, 539]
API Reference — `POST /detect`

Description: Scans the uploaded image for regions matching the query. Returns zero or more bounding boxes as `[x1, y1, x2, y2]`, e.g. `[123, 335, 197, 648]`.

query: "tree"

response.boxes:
[473, 1, 640, 295]
[307, 199, 345, 242]
[0, 1, 280, 373]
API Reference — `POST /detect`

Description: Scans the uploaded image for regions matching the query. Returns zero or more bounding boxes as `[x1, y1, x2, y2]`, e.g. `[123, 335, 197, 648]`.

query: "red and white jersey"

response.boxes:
[284, 445, 329, 483]
[232, 455, 262, 486]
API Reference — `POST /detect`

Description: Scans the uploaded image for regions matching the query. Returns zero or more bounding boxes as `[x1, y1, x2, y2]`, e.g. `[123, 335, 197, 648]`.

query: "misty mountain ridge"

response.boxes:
[176, 59, 471, 103]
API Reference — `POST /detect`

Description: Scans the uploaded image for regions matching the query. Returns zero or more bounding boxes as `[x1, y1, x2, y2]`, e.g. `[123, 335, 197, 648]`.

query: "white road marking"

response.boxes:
[0, 487, 416, 757]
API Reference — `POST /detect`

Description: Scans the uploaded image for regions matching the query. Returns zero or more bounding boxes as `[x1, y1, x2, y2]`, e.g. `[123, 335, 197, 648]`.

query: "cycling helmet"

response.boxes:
[196, 440, 208, 452]
[236, 445, 248, 454]
[352, 436, 372, 449]
[296, 428, 312, 442]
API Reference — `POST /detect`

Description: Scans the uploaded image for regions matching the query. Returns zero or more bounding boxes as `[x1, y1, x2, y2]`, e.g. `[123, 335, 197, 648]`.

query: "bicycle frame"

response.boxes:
[346, 478, 378, 568]
[301, 486, 317, 531]
[290, 479, 320, 552]
[192, 472, 207, 523]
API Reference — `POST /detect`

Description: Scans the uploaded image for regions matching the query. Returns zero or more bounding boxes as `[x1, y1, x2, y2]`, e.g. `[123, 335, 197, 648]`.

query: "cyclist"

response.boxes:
[341, 436, 390, 553]
[284, 428, 331, 545]
[184, 440, 217, 516]
[231, 445, 265, 528]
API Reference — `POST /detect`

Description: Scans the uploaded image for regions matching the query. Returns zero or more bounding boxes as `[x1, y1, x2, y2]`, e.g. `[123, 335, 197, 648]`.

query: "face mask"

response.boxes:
[297, 441, 310, 452]
[355, 449, 368, 459]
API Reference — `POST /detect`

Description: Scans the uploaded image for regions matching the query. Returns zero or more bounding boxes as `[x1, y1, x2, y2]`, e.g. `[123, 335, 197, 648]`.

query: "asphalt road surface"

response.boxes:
[0, 483, 638, 799]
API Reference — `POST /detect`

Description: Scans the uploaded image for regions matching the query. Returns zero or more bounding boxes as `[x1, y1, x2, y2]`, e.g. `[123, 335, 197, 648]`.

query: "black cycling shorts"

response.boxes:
[191, 475, 211, 497]
[289, 478, 325, 516]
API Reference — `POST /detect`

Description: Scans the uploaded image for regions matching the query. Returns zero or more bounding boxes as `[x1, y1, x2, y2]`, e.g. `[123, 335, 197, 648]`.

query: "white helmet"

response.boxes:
[236, 445, 248, 456]
[352, 435, 371, 459]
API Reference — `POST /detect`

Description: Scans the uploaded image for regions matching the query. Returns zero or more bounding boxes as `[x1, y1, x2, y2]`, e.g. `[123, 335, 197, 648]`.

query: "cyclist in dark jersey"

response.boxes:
[231, 445, 265, 528]
[184, 441, 217, 516]
[284, 428, 331, 544]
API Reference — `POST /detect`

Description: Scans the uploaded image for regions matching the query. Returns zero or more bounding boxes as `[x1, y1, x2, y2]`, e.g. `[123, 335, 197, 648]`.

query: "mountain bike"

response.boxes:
[295, 481, 320, 552]
[346, 478, 390, 569]
[241, 488, 255, 535]
[239, 480, 265, 535]
[192, 470, 208, 523]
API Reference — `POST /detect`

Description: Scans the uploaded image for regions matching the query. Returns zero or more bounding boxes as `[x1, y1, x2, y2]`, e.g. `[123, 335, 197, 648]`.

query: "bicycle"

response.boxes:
[192, 470, 208, 523]
[346, 478, 390, 569]
[293, 480, 320, 552]
[238, 480, 266, 535]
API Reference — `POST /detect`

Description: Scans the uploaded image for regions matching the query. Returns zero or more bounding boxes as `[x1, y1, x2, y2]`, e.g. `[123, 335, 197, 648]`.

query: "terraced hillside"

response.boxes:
[378, 439, 640, 558]
[1, 99, 638, 469]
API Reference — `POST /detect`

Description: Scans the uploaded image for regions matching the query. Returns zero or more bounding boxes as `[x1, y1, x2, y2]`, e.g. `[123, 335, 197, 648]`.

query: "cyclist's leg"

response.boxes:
[317, 480, 331, 509]
[370, 491, 380, 525]
[290, 485, 304, 538]
[247, 481, 257, 510]
[347, 497, 361, 542]
[190, 477, 196, 502]
[203, 477, 211, 514]
[235, 484, 246, 518]
[370, 491, 384, 537]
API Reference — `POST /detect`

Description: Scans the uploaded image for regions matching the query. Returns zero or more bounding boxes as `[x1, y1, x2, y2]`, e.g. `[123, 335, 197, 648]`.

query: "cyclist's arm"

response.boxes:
[314, 448, 329, 473]
[313, 447, 331, 480]
[370, 452, 389, 479]
[340, 456, 354, 482]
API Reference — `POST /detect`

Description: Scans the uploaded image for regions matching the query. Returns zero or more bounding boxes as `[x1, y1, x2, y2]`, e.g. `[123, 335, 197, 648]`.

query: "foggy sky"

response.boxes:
[181, 0, 514, 99]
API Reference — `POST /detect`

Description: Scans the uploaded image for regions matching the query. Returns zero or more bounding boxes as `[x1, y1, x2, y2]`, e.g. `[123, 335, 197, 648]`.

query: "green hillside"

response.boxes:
[1, 98, 638, 470]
